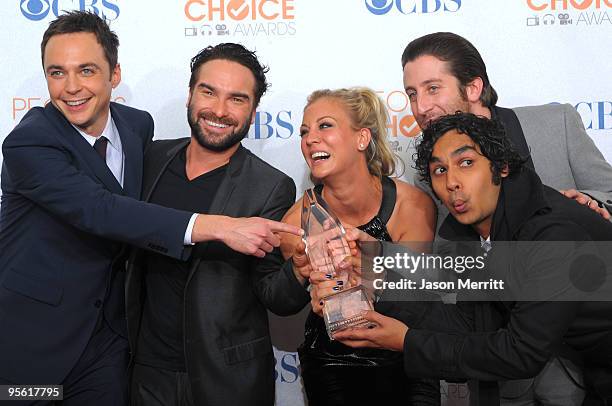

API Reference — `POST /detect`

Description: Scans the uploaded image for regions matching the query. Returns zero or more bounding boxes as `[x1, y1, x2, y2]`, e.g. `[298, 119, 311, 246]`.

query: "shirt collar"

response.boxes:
[480, 235, 492, 253]
[72, 111, 121, 153]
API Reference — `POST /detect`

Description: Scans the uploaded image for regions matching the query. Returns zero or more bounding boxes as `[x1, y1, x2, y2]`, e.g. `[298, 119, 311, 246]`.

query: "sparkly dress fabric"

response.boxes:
[298, 177, 440, 405]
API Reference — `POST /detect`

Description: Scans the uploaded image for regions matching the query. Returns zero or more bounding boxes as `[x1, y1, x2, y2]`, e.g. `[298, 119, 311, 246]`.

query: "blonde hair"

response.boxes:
[305, 87, 397, 178]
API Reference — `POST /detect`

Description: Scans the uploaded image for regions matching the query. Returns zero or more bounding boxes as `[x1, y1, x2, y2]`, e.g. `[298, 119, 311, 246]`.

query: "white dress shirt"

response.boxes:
[74, 114, 124, 186]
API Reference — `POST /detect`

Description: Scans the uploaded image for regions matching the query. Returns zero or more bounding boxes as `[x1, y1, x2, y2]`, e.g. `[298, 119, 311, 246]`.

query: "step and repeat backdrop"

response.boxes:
[1, 1, 611, 405]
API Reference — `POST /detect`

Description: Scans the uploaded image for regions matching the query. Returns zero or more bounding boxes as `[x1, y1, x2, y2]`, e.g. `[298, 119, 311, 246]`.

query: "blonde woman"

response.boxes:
[281, 88, 439, 405]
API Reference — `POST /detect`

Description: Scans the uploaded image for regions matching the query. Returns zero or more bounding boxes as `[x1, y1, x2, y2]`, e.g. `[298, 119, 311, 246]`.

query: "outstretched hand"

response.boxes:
[193, 215, 303, 258]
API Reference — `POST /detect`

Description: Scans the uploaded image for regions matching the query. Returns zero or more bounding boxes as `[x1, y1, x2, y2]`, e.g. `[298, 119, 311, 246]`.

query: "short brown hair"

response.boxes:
[402, 32, 498, 108]
[41, 11, 119, 72]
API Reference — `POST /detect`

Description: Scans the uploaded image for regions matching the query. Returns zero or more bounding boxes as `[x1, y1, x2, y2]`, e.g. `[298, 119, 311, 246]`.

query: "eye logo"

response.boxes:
[20, 0, 50, 20]
[365, 0, 394, 15]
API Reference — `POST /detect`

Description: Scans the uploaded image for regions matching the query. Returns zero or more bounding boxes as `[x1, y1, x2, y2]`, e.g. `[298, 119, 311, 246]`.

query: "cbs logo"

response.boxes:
[365, 0, 462, 15]
[20, 0, 120, 21]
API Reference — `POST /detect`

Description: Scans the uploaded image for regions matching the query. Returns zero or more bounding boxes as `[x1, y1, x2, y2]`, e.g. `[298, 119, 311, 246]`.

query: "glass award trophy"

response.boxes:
[301, 189, 374, 339]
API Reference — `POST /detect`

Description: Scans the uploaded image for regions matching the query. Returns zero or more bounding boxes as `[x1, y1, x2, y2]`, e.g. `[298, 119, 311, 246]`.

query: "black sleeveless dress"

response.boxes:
[298, 177, 440, 405]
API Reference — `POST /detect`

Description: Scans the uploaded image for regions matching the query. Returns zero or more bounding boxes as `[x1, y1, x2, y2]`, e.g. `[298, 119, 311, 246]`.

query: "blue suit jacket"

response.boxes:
[0, 102, 192, 384]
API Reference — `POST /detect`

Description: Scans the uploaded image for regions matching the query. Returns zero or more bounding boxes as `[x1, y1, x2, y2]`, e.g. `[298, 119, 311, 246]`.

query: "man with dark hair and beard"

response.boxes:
[125, 43, 311, 406]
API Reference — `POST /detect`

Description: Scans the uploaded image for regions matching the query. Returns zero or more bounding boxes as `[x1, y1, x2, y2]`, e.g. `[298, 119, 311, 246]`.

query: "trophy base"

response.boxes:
[323, 285, 374, 339]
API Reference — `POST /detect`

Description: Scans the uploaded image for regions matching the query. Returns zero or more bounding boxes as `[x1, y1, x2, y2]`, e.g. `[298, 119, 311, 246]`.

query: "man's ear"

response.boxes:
[111, 63, 121, 88]
[465, 77, 484, 104]
[186, 91, 192, 108]
[500, 164, 510, 178]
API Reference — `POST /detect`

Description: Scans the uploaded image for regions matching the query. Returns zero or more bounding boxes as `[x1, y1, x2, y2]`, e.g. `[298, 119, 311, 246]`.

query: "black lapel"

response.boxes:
[188, 145, 248, 280]
[206, 144, 247, 215]
[44, 103, 123, 195]
[143, 139, 190, 202]
[111, 104, 141, 199]
[493, 106, 535, 171]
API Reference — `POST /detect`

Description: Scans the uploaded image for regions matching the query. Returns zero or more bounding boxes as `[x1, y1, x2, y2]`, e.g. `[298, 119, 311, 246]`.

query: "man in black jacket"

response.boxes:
[335, 112, 612, 404]
[401, 31, 612, 406]
[126, 43, 310, 406]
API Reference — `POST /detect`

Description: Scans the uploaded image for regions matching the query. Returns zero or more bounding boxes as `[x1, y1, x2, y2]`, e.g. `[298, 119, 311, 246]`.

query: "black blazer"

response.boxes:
[0, 102, 192, 385]
[126, 140, 310, 406]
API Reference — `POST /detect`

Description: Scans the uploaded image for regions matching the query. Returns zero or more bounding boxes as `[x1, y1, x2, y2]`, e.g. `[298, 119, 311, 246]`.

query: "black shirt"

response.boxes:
[135, 147, 227, 371]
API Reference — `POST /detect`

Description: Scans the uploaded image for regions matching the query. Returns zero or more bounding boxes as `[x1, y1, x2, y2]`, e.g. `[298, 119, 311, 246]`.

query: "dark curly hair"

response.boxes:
[189, 43, 270, 108]
[414, 112, 527, 187]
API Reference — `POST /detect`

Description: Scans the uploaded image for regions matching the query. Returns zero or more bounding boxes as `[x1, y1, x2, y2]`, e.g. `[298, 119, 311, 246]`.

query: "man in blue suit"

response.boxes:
[0, 11, 299, 405]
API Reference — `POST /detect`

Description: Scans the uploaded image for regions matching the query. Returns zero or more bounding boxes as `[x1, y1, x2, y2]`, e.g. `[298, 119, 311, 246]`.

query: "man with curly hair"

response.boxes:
[400, 31, 612, 405]
[402, 32, 612, 223]
[335, 112, 612, 405]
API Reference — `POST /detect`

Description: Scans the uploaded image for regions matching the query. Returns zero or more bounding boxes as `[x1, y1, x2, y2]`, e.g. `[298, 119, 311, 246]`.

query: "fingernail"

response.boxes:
[336, 280, 344, 286]
[325, 273, 333, 279]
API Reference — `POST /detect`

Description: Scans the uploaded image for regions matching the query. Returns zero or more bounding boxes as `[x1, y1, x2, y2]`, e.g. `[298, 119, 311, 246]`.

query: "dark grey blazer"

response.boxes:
[513, 103, 612, 211]
[126, 140, 309, 406]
